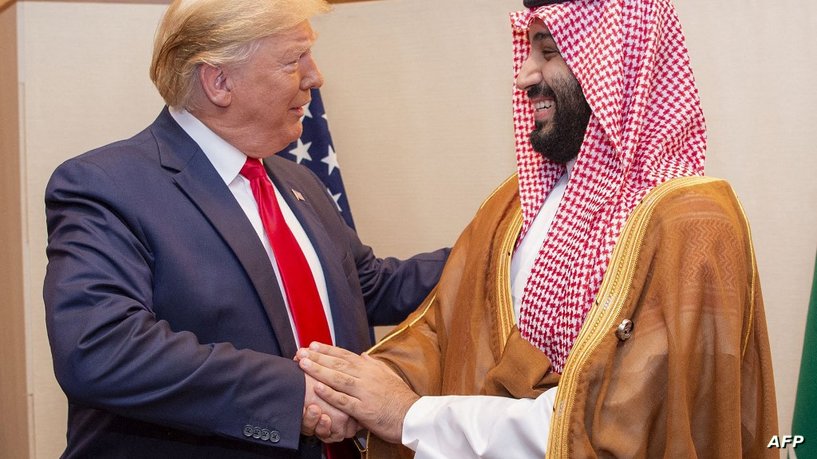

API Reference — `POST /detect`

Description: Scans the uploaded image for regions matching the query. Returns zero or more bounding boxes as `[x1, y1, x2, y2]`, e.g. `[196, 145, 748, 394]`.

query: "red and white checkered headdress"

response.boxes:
[512, 0, 707, 372]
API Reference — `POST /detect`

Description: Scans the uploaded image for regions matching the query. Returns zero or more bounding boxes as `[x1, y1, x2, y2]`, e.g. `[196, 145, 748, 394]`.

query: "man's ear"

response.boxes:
[199, 64, 232, 108]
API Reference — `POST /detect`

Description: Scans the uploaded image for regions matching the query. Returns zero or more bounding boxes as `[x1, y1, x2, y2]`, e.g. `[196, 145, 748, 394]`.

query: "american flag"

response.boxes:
[278, 88, 356, 230]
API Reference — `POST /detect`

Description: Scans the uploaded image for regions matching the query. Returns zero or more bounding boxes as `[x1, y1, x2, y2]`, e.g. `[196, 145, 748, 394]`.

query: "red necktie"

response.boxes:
[241, 158, 357, 459]
[240, 158, 332, 347]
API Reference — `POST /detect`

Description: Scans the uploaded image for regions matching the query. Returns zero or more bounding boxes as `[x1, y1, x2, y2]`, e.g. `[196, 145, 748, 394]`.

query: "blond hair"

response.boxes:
[150, 0, 330, 108]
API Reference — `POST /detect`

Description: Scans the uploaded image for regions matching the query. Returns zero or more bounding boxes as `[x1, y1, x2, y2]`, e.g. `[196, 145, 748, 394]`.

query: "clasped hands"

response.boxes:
[296, 342, 419, 444]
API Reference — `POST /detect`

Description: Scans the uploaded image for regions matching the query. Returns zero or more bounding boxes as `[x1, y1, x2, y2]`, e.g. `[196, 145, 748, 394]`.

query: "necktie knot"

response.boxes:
[240, 158, 268, 181]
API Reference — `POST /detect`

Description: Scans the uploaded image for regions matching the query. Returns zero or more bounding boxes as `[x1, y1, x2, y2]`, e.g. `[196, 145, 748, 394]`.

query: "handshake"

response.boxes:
[296, 342, 416, 444]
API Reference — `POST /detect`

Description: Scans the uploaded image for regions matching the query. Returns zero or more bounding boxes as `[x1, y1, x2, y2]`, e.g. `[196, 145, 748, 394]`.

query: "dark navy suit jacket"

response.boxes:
[43, 108, 447, 458]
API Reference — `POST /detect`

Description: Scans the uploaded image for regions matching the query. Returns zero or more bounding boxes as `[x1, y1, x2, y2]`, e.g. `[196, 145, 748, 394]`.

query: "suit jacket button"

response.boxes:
[243, 425, 254, 437]
[260, 429, 270, 441]
[269, 430, 281, 443]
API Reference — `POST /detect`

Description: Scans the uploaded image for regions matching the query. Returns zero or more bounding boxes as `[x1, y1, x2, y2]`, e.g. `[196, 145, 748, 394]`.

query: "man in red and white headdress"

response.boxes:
[296, 0, 778, 456]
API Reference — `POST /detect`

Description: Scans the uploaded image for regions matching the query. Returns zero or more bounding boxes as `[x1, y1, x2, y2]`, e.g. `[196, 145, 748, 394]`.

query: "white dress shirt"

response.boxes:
[402, 161, 574, 458]
[169, 107, 336, 345]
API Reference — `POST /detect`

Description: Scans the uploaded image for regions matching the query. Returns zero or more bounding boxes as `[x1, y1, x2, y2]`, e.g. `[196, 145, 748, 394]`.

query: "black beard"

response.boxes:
[527, 76, 591, 164]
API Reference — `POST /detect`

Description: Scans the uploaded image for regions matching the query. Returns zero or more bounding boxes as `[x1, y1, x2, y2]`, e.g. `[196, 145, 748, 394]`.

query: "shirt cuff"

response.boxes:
[401, 387, 558, 459]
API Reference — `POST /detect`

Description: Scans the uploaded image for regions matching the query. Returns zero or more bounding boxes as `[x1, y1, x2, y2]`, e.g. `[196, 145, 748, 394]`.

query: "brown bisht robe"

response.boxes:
[366, 175, 777, 458]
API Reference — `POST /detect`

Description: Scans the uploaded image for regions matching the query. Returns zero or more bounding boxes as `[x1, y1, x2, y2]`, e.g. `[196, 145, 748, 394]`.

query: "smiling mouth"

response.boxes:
[534, 100, 554, 112]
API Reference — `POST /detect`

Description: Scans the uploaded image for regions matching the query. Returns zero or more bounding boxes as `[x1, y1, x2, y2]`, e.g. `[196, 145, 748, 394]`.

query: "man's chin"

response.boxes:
[530, 134, 577, 164]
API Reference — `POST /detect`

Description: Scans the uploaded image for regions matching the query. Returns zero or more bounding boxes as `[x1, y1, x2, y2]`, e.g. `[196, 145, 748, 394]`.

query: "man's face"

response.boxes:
[516, 20, 591, 163]
[224, 21, 323, 157]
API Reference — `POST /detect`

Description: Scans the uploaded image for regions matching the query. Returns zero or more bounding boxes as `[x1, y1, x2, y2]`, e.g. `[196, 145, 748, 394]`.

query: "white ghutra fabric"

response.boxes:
[512, 0, 707, 373]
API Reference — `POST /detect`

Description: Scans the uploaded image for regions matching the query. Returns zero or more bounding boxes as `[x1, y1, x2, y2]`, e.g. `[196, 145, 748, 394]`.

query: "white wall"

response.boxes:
[11, 0, 816, 456]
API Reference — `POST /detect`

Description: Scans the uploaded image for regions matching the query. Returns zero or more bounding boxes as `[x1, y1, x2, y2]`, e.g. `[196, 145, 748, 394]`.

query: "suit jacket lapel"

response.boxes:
[150, 108, 298, 357]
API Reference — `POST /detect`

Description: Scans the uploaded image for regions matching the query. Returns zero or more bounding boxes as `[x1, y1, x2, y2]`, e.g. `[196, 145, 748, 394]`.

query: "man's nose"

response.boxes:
[515, 55, 541, 92]
[302, 55, 324, 90]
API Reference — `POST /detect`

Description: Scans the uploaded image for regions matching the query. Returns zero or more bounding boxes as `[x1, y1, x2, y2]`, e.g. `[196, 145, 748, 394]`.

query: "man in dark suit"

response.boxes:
[42, 0, 447, 457]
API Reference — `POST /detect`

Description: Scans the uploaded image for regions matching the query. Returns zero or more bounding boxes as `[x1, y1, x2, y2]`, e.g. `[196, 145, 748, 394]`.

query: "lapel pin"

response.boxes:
[292, 189, 305, 201]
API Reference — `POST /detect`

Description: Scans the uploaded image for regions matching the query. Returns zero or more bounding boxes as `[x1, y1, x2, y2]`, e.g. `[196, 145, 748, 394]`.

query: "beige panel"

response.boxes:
[0, 5, 30, 459]
[311, 0, 520, 258]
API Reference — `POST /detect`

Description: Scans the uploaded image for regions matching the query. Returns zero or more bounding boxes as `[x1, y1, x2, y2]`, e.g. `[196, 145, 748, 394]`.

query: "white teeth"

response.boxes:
[534, 101, 554, 111]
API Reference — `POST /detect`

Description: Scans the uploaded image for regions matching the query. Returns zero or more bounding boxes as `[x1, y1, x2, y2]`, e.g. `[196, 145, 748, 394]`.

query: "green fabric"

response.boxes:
[792, 253, 817, 457]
